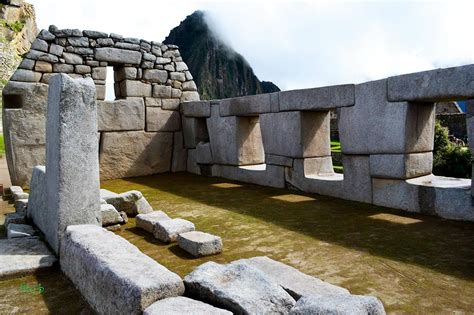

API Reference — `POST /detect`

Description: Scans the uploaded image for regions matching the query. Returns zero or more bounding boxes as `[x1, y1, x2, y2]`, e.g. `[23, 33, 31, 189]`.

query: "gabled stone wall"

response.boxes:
[2, 25, 199, 186]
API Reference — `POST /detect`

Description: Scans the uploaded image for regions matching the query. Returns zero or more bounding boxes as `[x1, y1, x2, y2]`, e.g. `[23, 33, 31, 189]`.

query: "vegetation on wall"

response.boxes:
[433, 121, 472, 178]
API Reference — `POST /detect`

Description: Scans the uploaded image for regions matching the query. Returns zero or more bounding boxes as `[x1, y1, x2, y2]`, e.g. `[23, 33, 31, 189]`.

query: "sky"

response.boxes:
[28, 0, 474, 91]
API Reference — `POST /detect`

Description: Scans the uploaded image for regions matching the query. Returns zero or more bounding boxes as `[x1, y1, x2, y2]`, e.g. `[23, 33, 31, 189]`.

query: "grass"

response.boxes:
[330, 140, 341, 153]
[0, 134, 4, 157]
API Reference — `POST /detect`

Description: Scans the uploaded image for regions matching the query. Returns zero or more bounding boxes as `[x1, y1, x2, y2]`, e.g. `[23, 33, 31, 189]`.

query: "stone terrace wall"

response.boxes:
[182, 65, 474, 222]
[2, 25, 199, 186]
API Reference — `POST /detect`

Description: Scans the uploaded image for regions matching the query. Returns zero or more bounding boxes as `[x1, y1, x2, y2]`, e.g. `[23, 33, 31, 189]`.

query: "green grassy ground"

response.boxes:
[0, 134, 5, 156]
[331, 140, 343, 173]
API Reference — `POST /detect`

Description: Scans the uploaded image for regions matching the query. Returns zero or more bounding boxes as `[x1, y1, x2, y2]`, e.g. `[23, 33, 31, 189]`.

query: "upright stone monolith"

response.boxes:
[46, 74, 101, 254]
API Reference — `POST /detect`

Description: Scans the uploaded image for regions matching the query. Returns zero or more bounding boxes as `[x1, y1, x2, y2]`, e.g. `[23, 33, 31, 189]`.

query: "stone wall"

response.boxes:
[2, 25, 199, 186]
[182, 64, 474, 222]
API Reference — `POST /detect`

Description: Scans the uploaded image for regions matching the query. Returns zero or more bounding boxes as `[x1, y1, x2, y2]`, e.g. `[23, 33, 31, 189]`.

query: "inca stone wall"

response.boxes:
[2, 25, 199, 186]
[182, 65, 474, 222]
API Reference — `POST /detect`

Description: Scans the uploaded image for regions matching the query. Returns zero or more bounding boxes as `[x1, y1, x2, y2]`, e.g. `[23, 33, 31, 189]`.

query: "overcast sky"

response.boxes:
[29, 0, 474, 91]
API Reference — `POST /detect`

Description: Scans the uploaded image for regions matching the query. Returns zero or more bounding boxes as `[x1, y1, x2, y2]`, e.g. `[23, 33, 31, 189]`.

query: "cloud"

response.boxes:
[28, 0, 474, 91]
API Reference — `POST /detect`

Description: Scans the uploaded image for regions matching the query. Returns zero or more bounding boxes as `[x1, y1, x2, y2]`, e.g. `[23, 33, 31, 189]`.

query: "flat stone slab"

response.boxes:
[181, 101, 211, 117]
[4, 212, 26, 228]
[0, 238, 57, 277]
[143, 296, 231, 315]
[101, 204, 124, 226]
[290, 294, 386, 315]
[153, 218, 195, 243]
[184, 261, 296, 314]
[178, 231, 222, 257]
[14, 199, 28, 212]
[60, 225, 184, 314]
[102, 190, 153, 216]
[7, 223, 36, 239]
[234, 256, 350, 299]
[136, 211, 171, 233]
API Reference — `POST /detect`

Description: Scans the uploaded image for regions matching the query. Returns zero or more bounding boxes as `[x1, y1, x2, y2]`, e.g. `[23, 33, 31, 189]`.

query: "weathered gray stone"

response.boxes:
[235, 256, 349, 300]
[144, 297, 231, 315]
[95, 84, 105, 100]
[155, 57, 171, 65]
[120, 80, 152, 97]
[196, 142, 213, 164]
[220, 94, 271, 117]
[184, 261, 296, 314]
[52, 28, 82, 37]
[38, 29, 55, 41]
[62, 52, 83, 65]
[91, 67, 106, 80]
[95, 47, 142, 64]
[13, 192, 29, 201]
[33, 61, 52, 73]
[170, 72, 185, 82]
[182, 81, 197, 91]
[97, 38, 114, 46]
[136, 211, 171, 233]
[115, 67, 137, 81]
[7, 223, 36, 239]
[175, 62, 188, 71]
[100, 131, 173, 180]
[172, 87, 183, 98]
[178, 231, 222, 257]
[145, 97, 161, 107]
[53, 63, 74, 73]
[102, 190, 153, 216]
[146, 107, 181, 132]
[26, 49, 59, 63]
[152, 85, 171, 98]
[4, 212, 26, 228]
[207, 106, 265, 165]
[27, 166, 47, 232]
[153, 218, 195, 243]
[172, 132, 187, 172]
[279, 84, 355, 111]
[182, 117, 209, 149]
[0, 238, 57, 277]
[31, 38, 48, 52]
[261, 111, 331, 158]
[75, 65, 91, 74]
[115, 42, 140, 50]
[101, 204, 124, 226]
[162, 98, 180, 110]
[14, 199, 28, 212]
[68, 37, 89, 47]
[216, 164, 286, 188]
[339, 79, 435, 154]
[290, 294, 385, 315]
[182, 91, 200, 102]
[10, 69, 42, 82]
[370, 152, 433, 179]
[83, 30, 108, 38]
[182, 101, 211, 118]
[97, 98, 145, 131]
[388, 65, 474, 102]
[10, 186, 23, 194]
[187, 149, 201, 175]
[18, 58, 35, 70]
[143, 69, 168, 83]
[46, 74, 101, 253]
[265, 154, 293, 167]
[60, 225, 185, 314]
[49, 43, 64, 56]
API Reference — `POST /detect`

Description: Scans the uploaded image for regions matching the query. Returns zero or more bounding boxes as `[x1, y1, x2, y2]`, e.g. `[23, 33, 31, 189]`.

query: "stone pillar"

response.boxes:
[46, 74, 101, 254]
[466, 100, 474, 197]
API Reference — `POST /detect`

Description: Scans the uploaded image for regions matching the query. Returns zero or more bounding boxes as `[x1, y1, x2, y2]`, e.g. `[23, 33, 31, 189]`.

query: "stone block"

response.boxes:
[97, 98, 145, 131]
[144, 297, 231, 315]
[370, 152, 433, 179]
[102, 190, 153, 216]
[265, 154, 293, 167]
[10, 69, 42, 82]
[14, 199, 28, 212]
[115, 42, 140, 50]
[5, 212, 26, 228]
[143, 69, 168, 83]
[304, 156, 335, 177]
[75, 65, 91, 74]
[196, 141, 213, 164]
[95, 84, 105, 100]
[95, 47, 142, 64]
[19, 58, 35, 70]
[290, 295, 385, 315]
[162, 98, 180, 110]
[260, 111, 331, 158]
[372, 178, 420, 213]
[187, 149, 200, 175]
[34, 61, 52, 73]
[182, 117, 209, 149]
[46, 75, 101, 253]
[153, 85, 171, 98]
[27, 166, 48, 234]
[182, 81, 197, 91]
[338, 79, 435, 154]
[136, 211, 171, 233]
[120, 80, 152, 97]
[0, 238, 57, 278]
[115, 67, 137, 81]
[91, 67, 107, 80]
[101, 204, 124, 226]
[175, 62, 188, 71]
[145, 97, 161, 107]
[178, 231, 222, 257]
[217, 164, 286, 188]
[26, 50, 59, 63]
[172, 132, 187, 172]
[13, 192, 29, 201]
[83, 30, 108, 38]
[208, 106, 265, 165]
[53, 63, 74, 73]
[100, 131, 173, 180]
[172, 88, 182, 98]
[182, 101, 211, 117]
[62, 52, 83, 64]
[388, 64, 474, 102]
[38, 29, 55, 41]
[31, 38, 48, 52]
[181, 91, 200, 102]
[235, 256, 349, 299]
[60, 225, 185, 314]
[7, 223, 36, 239]
[219, 94, 271, 117]
[170, 72, 185, 82]
[279, 84, 355, 111]
[146, 107, 181, 132]
[153, 218, 195, 243]
[2, 81, 49, 187]
[184, 261, 295, 314]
